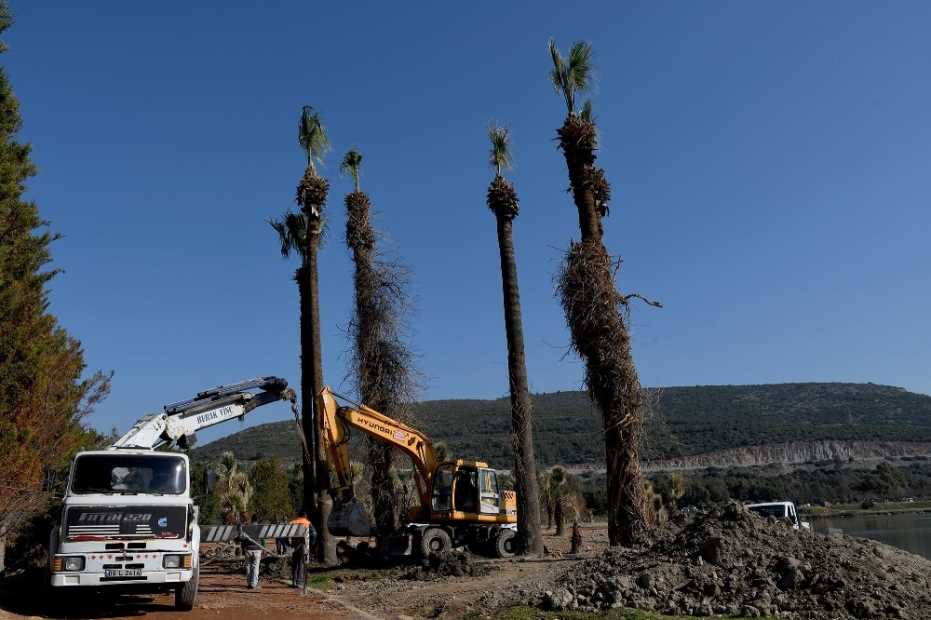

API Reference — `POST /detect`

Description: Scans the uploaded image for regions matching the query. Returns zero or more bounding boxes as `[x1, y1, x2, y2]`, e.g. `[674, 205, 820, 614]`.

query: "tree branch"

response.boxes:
[620, 292, 663, 309]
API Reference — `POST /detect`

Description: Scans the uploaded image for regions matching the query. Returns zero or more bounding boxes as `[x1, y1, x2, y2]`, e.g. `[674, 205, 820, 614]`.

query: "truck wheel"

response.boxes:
[419, 527, 452, 556]
[175, 564, 199, 611]
[494, 529, 516, 558]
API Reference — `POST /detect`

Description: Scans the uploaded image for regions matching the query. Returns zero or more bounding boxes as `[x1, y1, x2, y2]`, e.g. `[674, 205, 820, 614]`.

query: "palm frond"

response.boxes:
[580, 100, 594, 122]
[548, 39, 593, 115]
[340, 148, 363, 192]
[567, 40, 593, 93]
[548, 38, 572, 113]
[488, 125, 512, 176]
[298, 105, 330, 172]
[269, 211, 307, 258]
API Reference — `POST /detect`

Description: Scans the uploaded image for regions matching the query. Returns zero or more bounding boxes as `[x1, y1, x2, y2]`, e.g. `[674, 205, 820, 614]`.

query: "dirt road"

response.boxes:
[0, 525, 604, 620]
[0, 568, 360, 620]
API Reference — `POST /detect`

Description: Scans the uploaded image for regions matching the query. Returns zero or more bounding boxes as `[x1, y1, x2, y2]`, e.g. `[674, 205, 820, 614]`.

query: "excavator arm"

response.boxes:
[112, 376, 295, 450]
[317, 387, 439, 513]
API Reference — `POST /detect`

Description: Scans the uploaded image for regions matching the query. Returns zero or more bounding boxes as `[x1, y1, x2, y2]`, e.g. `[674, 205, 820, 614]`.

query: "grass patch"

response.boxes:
[303, 567, 399, 591]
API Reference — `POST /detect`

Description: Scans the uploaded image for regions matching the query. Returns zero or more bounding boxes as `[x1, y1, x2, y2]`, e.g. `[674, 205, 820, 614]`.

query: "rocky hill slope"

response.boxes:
[192, 382, 931, 468]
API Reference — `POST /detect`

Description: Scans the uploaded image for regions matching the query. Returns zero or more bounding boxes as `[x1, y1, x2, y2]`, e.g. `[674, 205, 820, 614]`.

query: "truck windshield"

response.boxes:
[71, 454, 187, 495]
[748, 504, 788, 519]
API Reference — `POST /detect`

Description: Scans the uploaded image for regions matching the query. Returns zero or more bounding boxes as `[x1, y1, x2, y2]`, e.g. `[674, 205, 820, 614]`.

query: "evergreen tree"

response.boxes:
[0, 4, 109, 570]
[249, 459, 294, 522]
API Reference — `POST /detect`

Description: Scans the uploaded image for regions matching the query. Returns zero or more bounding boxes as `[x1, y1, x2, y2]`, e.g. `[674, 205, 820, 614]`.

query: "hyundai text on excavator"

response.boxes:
[47, 377, 304, 611]
[318, 387, 521, 558]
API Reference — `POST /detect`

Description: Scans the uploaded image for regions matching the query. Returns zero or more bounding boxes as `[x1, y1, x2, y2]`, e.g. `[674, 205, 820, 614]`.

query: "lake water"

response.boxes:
[812, 511, 931, 560]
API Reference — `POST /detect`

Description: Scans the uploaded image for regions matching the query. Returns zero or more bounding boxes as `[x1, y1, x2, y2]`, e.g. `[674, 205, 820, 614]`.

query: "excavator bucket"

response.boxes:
[328, 497, 373, 537]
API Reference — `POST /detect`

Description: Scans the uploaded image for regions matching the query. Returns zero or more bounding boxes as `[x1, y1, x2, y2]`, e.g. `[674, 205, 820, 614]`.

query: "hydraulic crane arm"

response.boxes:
[317, 387, 439, 511]
[112, 376, 295, 450]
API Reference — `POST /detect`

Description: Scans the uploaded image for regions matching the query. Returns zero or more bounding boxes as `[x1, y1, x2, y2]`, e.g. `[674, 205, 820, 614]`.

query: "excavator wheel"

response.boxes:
[494, 529, 517, 558]
[419, 527, 452, 556]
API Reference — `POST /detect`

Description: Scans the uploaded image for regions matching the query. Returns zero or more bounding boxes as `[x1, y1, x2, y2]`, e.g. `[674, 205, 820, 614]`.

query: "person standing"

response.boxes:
[289, 512, 314, 591]
[236, 521, 266, 589]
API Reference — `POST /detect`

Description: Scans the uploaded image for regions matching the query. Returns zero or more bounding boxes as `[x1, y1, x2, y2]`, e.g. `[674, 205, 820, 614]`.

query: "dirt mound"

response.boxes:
[405, 551, 488, 581]
[544, 502, 931, 619]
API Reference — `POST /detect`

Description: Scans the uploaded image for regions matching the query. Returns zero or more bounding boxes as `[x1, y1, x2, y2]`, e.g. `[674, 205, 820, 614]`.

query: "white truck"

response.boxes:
[48, 377, 296, 610]
[746, 501, 811, 530]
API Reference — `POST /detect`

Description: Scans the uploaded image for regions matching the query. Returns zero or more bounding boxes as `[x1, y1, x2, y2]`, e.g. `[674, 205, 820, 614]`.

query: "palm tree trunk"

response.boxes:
[351, 240, 401, 534]
[495, 215, 543, 556]
[345, 190, 413, 535]
[558, 116, 601, 243]
[307, 234, 337, 566]
[554, 498, 564, 536]
[296, 266, 317, 509]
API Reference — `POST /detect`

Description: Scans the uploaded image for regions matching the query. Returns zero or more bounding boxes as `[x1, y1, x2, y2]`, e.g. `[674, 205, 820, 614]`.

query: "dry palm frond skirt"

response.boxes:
[558, 239, 650, 545]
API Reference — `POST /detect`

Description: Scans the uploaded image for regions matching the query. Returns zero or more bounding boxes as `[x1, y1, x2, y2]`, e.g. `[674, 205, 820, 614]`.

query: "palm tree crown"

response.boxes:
[548, 38, 593, 115]
[488, 126, 512, 178]
[298, 105, 330, 173]
[486, 125, 519, 219]
[340, 148, 363, 193]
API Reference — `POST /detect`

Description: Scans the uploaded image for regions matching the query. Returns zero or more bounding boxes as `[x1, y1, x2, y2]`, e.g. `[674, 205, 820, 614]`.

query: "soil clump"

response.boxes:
[544, 501, 931, 619]
[405, 551, 489, 581]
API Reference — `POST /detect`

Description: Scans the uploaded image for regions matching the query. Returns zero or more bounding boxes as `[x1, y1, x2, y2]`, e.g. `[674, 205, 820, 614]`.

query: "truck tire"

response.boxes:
[175, 564, 199, 611]
[419, 527, 452, 556]
[494, 529, 516, 558]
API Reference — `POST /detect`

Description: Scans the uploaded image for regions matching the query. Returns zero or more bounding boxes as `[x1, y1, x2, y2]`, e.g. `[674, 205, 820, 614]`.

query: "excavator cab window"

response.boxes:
[453, 468, 479, 514]
[478, 468, 501, 514]
[431, 465, 455, 512]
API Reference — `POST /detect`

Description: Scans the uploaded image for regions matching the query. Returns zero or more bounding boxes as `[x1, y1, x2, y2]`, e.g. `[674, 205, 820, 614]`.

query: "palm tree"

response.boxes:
[341, 147, 416, 535]
[214, 452, 253, 525]
[485, 126, 543, 556]
[270, 105, 337, 566]
[549, 39, 651, 546]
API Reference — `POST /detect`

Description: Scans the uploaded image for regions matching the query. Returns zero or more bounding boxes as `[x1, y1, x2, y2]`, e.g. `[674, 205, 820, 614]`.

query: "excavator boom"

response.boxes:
[318, 387, 439, 512]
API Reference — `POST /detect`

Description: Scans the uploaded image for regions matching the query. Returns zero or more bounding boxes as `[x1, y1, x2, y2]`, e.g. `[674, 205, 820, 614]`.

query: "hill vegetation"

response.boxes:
[192, 382, 931, 468]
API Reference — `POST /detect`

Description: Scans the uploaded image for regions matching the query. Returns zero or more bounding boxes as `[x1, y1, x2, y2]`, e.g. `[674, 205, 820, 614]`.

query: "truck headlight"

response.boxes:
[62, 556, 85, 571]
[163, 554, 182, 568]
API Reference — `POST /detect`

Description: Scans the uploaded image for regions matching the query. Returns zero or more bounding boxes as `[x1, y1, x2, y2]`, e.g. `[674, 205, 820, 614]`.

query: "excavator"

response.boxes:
[318, 387, 521, 558]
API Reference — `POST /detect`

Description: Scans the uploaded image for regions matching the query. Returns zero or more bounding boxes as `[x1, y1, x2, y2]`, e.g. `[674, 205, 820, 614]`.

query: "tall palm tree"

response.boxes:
[549, 39, 651, 546]
[341, 147, 416, 535]
[270, 105, 337, 565]
[485, 126, 543, 555]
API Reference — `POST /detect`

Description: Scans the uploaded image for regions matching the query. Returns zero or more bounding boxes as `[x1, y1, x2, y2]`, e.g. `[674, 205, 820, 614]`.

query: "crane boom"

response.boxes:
[112, 376, 295, 450]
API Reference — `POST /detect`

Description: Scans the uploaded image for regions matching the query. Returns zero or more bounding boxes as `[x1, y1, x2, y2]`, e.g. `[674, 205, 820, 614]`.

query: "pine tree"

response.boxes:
[0, 4, 109, 570]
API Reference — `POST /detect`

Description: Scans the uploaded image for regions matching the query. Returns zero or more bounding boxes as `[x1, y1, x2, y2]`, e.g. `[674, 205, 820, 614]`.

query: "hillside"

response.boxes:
[191, 382, 931, 468]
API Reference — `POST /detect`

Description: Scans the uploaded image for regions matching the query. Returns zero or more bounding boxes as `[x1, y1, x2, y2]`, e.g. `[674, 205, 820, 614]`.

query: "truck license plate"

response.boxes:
[104, 569, 142, 578]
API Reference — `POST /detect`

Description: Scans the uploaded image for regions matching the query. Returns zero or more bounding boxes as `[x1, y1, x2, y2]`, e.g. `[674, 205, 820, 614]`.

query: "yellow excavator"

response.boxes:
[317, 387, 520, 558]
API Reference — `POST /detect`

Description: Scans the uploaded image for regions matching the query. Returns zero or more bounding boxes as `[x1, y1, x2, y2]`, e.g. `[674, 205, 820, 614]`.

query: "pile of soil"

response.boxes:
[543, 502, 931, 619]
[405, 551, 488, 581]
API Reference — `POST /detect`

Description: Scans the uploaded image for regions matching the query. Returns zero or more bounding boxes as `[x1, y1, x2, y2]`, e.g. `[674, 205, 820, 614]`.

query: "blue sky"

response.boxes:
[7, 1, 931, 444]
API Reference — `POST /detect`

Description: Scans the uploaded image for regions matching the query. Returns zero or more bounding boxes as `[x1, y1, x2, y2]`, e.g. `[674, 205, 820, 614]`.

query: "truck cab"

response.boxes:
[50, 449, 200, 609]
[746, 501, 811, 530]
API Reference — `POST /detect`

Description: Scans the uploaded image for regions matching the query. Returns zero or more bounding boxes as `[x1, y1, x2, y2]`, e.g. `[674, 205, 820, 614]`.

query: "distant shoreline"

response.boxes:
[802, 501, 931, 519]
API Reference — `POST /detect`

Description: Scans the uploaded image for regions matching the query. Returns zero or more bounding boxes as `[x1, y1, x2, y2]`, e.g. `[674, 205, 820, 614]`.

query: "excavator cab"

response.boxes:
[430, 460, 508, 520]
